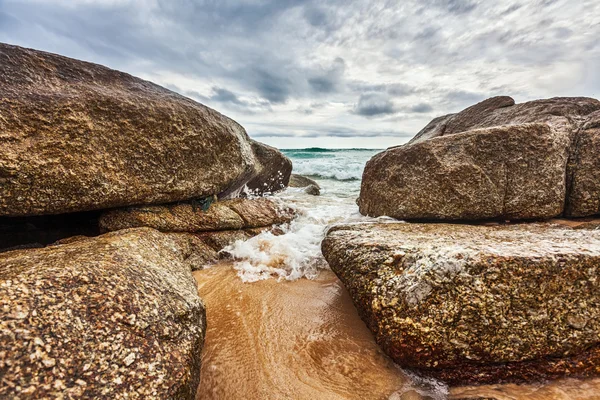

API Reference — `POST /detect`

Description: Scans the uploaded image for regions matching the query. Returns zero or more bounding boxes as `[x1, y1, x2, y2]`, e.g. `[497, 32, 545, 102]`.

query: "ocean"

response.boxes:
[226, 148, 385, 282]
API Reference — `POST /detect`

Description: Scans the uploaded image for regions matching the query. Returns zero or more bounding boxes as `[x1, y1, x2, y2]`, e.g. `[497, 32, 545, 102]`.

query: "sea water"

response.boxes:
[227, 148, 383, 282]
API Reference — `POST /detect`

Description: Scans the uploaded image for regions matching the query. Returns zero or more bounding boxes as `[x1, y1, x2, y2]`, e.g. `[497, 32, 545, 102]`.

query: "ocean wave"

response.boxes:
[282, 147, 381, 153]
[291, 159, 367, 181]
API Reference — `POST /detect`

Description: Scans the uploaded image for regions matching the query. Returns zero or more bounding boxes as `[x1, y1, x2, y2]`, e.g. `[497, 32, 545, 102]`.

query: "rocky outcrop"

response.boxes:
[0, 43, 289, 217]
[322, 222, 600, 385]
[99, 198, 294, 233]
[0, 228, 206, 399]
[289, 174, 320, 189]
[409, 96, 599, 144]
[359, 124, 569, 220]
[360, 96, 600, 221]
[244, 141, 292, 196]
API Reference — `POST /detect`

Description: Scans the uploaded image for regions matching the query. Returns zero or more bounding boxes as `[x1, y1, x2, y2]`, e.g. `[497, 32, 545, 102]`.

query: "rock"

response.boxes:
[0, 228, 206, 399]
[361, 96, 600, 221]
[304, 184, 321, 196]
[322, 222, 600, 385]
[566, 110, 600, 217]
[410, 96, 600, 142]
[359, 124, 569, 221]
[244, 141, 292, 196]
[0, 43, 286, 217]
[289, 174, 320, 189]
[99, 198, 295, 233]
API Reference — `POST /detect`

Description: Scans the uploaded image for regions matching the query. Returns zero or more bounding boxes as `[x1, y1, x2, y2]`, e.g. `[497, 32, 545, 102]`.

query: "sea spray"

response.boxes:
[224, 148, 390, 281]
[224, 188, 368, 281]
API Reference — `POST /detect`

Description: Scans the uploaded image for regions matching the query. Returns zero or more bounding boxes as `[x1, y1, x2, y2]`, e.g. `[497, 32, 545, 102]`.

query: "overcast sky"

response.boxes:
[1, 0, 599, 148]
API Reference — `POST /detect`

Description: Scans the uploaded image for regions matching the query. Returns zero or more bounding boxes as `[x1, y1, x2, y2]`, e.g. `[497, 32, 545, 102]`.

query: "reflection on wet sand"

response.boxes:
[194, 264, 416, 400]
[194, 263, 600, 400]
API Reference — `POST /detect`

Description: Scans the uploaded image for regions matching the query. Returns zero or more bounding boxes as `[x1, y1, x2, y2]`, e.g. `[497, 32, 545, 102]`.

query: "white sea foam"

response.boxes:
[388, 370, 449, 400]
[224, 148, 383, 281]
[224, 190, 371, 282]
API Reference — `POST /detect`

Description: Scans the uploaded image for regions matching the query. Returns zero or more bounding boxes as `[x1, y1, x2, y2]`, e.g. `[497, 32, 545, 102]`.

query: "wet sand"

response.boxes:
[194, 263, 600, 400]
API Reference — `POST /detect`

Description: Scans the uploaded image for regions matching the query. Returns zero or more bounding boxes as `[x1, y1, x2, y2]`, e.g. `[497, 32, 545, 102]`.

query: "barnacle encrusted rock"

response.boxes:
[99, 198, 295, 233]
[359, 124, 569, 220]
[322, 222, 600, 385]
[0, 228, 206, 399]
[0, 42, 289, 217]
[360, 96, 600, 221]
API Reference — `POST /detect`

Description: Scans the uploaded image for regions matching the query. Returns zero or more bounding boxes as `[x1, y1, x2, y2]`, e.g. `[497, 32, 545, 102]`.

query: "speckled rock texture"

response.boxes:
[0, 43, 289, 217]
[244, 141, 292, 196]
[0, 228, 206, 399]
[359, 124, 570, 221]
[99, 198, 295, 233]
[322, 222, 600, 385]
[566, 110, 600, 217]
[361, 96, 600, 221]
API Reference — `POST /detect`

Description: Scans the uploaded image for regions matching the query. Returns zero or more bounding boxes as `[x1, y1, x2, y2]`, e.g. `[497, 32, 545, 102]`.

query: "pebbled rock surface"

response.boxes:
[0, 43, 287, 217]
[322, 222, 600, 385]
[359, 124, 569, 221]
[99, 198, 295, 233]
[361, 96, 600, 220]
[0, 228, 206, 399]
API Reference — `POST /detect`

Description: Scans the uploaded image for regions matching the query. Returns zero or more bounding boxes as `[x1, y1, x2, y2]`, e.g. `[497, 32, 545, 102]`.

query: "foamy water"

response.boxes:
[225, 148, 382, 282]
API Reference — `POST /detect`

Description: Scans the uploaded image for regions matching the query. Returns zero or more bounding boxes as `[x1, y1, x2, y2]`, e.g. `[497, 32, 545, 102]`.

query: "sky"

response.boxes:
[0, 0, 599, 149]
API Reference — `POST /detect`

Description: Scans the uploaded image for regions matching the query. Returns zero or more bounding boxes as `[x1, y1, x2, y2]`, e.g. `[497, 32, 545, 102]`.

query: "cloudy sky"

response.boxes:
[1, 0, 599, 148]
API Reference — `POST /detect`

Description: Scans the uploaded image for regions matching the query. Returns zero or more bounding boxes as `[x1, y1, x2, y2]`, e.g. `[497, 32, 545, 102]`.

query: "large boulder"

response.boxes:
[361, 96, 600, 221]
[0, 228, 206, 399]
[99, 198, 295, 233]
[359, 124, 569, 220]
[322, 222, 600, 385]
[244, 141, 292, 196]
[0, 43, 288, 217]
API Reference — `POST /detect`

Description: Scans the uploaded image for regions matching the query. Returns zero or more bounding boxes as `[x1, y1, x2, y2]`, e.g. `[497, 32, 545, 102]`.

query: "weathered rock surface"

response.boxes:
[359, 124, 569, 220]
[304, 184, 321, 196]
[244, 141, 292, 196]
[409, 96, 600, 144]
[289, 174, 320, 189]
[0, 43, 288, 217]
[0, 228, 206, 399]
[322, 222, 600, 385]
[361, 96, 600, 220]
[99, 198, 294, 233]
[566, 110, 600, 217]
